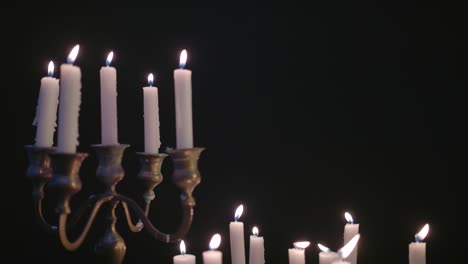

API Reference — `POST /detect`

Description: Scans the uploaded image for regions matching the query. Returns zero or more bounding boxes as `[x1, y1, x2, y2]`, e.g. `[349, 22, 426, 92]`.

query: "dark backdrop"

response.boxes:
[11, 2, 462, 264]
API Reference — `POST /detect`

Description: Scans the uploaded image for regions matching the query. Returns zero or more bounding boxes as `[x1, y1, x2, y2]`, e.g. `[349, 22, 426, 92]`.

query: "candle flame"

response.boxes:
[48, 61, 54, 77]
[338, 234, 360, 259]
[415, 224, 429, 242]
[180, 240, 186, 255]
[252, 226, 259, 236]
[106, 51, 114, 66]
[234, 204, 244, 221]
[148, 73, 154, 86]
[209, 234, 221, 250]
[345, 212, 354, 224]
[318, 243, 331, 253]
[179, 49, 187, 69]
[293, 241, 310, 249]
[67, 44, 80, 64]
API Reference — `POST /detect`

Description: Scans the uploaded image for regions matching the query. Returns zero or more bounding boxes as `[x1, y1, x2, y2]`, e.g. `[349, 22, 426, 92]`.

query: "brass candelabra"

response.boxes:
[25, 144, 204, 264]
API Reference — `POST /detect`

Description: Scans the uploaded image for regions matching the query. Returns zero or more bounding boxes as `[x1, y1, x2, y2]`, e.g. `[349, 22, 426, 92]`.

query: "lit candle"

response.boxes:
[143, 73, 161, 153]
[173, 49, 193, 149]
[99, 51, 118, 145]
[230, 205, 246, 264]
[318, 244, 339, 264]
[57, 45, 82, 153]
[249, 226, 265, 264]
[332, 234, 360, 264]
[203, 234, 223, 264]
[33, 61, 59, 147]
[288, 241, 310, 264]
[409, 224, 429, 264]
[343, 212, 359, 264]
[173, 240, 196, 264]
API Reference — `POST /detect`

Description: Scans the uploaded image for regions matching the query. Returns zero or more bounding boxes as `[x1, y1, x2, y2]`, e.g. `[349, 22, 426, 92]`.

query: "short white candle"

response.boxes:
[343, 212, 359, 264]
[318, 244, 339, 264]
[143, 73, 160, 153]
[288, 241, 309, 264]
[57, 45, 82, 153]
[33, 61, 59, 147]
[230, 205, 246, 264]
[203, 234, 223, 264]
[249, 226, 265, 264]
[99, 51, 119, 145]
[173, 49, 193, 149]
[333, 234, 360, 264]
[409, 224, 429, 264]
[173, 240, 196, 264]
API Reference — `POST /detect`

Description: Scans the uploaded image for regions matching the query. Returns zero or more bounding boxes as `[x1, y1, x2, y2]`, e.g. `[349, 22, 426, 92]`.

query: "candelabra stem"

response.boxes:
[95, 200, 126, 264]
[121, 201, 143, 232]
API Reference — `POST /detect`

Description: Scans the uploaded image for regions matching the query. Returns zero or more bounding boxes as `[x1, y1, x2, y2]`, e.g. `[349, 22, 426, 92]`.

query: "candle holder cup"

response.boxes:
[25, 144, 205, 264]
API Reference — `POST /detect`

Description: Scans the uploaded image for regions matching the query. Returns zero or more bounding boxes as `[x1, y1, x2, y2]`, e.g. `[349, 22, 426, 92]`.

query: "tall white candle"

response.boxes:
[343, 212, 359, 264]
[173, 240, 196, 264]
[33, 61, 60, 147]
[99, 51, 118, 145]
[203, 234, 223, 264]
[57, 45, 82, 153]
[318, 244, 339, 264]
[249, 226, 265, 264]
[333, 234, 360, 264]
[409, 224, 429, 264]
[288, 241, 309, 264]
[230, 205, 246, 264]
[143, 73, 160, 153]
[173, 49, 193, 149]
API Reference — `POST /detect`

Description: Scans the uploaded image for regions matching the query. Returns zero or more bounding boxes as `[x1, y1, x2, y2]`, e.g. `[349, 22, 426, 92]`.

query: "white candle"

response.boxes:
[33, 61, 59, 147]
[99, 51, 118, 145]
[409, 224, 429, 264]
[57, 45, 82, 153]
[288, 241, 309, 264]
[343, 212, 359, 264]
[249, 227, 265, 264]
[333, 234, 360, 264]
[318, 244, 339, 264]
[230, 205, 246, 264]
[203, 234, 223, 264]
[173, 240, 196, 264]
[173, 49, 193, 149]
[143, 73, 160, 153]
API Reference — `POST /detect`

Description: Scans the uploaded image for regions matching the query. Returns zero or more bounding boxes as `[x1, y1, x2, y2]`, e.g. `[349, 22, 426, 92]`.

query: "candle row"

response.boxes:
[174, 208, 429, 264]
[33, 45, 194, 153]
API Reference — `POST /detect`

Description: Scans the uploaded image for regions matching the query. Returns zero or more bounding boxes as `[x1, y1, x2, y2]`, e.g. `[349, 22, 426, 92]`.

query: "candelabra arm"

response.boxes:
[58, 195, 113, 251]
[115, 196, 193, 243]
[33, 197, 57, 233]
[121, 201, 144, 232]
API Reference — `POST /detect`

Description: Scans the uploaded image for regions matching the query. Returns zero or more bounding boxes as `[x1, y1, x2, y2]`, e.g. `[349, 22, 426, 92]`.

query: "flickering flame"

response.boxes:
[179, 49, 187, 69]
[318, 243, 331, 253]
[48, 61, 54, 77]
[338, 234, 360, 259]
[345, 212, 354, 224]
[234, 205, 244, 221]
[179, 240, 186, 255]
[415, 224, 429, 242]
[67, 44, 80, 64]
[148, 73, 154, 86]
[106, 51, 114, 66]
[293, 241, 310, 249]
[209, 234, 221, 250]
[252, 226, 259, 236]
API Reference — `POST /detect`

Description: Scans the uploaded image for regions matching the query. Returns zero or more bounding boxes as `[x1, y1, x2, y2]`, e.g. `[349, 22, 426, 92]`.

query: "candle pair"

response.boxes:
[289, 235, 360, 264]
[173, 235, 222, 264]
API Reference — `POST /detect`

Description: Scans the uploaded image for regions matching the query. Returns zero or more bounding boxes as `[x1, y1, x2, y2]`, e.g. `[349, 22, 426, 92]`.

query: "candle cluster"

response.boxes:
[33, 45, 193, 153]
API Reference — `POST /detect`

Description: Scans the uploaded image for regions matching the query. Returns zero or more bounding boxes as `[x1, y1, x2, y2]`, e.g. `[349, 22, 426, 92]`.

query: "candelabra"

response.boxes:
[25, 144, 204, 264]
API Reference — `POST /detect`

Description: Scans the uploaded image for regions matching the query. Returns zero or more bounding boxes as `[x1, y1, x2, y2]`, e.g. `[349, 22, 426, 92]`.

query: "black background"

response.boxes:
[11, 2, 463, 264]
